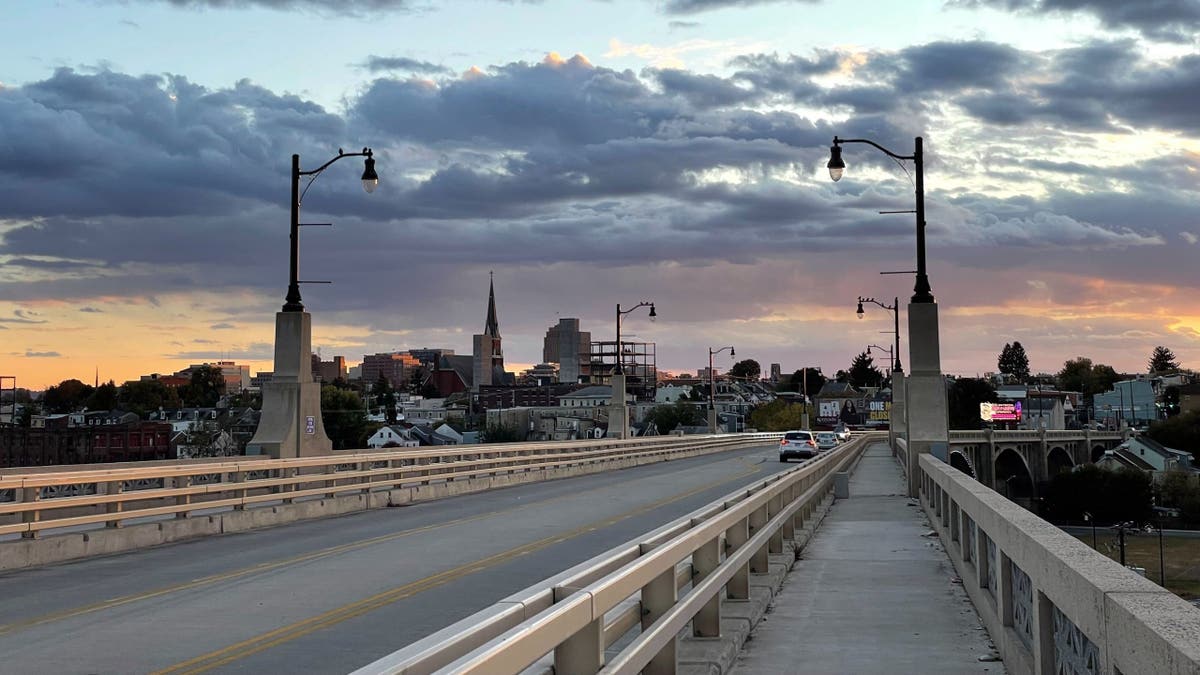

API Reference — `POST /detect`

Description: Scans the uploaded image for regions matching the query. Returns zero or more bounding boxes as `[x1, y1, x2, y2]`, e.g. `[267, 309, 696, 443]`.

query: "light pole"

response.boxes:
[866, 344, 893, 373]
[708, 346, 735, 433]
[611, 301, 656, 439]
[830, 135, 946, 497]
[248, 148, 379, 459]
[857, 296, 902, 372]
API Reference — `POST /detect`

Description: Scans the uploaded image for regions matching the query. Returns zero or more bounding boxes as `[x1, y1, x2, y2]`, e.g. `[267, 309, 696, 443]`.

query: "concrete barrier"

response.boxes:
[919, 453, 1200, 675]
[0, 434, 779, 571]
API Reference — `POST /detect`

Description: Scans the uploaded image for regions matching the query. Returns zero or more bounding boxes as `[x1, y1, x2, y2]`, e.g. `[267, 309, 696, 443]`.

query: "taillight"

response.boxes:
[808, 440, 816, 447]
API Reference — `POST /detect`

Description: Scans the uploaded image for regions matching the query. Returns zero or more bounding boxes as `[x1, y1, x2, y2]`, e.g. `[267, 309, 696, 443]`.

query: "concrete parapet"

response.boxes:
[0, 437, 778, 572]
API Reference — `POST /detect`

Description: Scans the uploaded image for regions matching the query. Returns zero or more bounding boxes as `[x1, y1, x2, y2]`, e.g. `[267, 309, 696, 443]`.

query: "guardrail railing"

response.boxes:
[353, 433, 880, 675]
[0, 433, 784, 540]
[918, 453, 1200, 675]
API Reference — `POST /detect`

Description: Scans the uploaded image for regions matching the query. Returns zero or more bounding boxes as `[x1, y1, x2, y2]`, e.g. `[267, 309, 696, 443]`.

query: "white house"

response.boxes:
[656, 385, 693, 403]
[560, 386, 619, 408]
[366, 425, 419, 448]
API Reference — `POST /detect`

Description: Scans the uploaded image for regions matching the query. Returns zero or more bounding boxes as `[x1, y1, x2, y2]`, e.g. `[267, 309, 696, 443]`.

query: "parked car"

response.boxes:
[833, 424, 851, 442]
[779, 430, 818, 462]
[816, 432, 839, 450]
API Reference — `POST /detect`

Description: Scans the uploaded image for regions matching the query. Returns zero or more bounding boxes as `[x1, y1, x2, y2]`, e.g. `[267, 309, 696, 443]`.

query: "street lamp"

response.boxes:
[829, 137, 931, 304]
[866, 344, 893, 375]
[831, 134, 943, 499]
[247, 147, 379, 460]
[856, 296, 902, 372]
[708, 346, 735, 432]
[611, 301, 655, 439]
[284, 148, 379, 312]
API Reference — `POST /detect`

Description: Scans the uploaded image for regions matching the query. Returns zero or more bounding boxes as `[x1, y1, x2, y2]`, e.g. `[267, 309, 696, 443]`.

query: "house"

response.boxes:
[559, 386, 618, 408]
[656, 385, 694, 403]
[409, 425, 459, 446]
[175, 429, 237, 459]
[1096, 436, 1196, 474]
[366, 425, 419, 449]
[434, 423, 463, 444]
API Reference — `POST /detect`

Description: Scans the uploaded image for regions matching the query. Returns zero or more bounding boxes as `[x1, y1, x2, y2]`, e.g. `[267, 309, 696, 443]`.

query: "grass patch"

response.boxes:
[1074, 533, 1200, 600]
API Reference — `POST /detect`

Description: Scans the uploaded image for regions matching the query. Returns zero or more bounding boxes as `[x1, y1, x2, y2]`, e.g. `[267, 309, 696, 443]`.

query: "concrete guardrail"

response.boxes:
[919, 453, 1200, 674]
[352, 433, 880, 675]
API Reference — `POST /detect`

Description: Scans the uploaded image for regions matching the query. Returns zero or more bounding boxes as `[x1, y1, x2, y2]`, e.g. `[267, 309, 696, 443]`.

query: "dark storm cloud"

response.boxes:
[360, 56, 452, 75]
[653, 69, 761, 108]
[950, 0, 1200, 42]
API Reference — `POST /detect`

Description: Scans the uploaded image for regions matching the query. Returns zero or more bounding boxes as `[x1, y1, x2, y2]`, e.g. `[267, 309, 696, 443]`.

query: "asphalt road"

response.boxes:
[0, 443, 792, 674]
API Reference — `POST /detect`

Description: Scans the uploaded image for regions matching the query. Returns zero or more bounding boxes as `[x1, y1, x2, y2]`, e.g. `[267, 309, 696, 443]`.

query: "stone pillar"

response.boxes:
[707, 407, 719, 434]
[608, 373, 629, 439]
[890, 370, 907, 456]
[247, 311, 333, 458]
[904, 302, 948, 497]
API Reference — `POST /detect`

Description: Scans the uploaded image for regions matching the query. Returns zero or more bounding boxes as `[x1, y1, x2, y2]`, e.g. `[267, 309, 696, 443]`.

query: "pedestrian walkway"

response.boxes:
[732, 443, 1004, 674]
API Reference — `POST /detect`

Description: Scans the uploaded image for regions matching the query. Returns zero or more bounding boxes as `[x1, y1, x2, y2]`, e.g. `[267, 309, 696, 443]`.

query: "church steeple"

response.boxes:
[484, 271, 500, 337]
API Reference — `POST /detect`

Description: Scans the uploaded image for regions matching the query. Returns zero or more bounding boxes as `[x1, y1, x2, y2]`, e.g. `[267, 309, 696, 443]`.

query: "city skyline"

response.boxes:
[3, 0, 1199, 389]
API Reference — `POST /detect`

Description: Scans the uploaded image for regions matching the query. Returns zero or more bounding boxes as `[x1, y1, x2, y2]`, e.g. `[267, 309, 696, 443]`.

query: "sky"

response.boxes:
[2, 0, 1200, 390]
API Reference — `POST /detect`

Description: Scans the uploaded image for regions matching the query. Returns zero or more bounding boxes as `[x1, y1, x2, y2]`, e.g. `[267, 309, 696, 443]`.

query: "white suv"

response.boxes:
[779, 430, 818, 462]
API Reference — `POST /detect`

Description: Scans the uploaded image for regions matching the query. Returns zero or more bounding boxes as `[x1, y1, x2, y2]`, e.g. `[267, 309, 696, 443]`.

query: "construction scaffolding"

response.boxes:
[587, 341, 657, 401]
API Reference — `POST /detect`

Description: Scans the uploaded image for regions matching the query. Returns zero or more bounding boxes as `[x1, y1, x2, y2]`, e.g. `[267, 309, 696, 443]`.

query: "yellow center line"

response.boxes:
[151, 460, 763, 675]
[0, 447, 769, 636]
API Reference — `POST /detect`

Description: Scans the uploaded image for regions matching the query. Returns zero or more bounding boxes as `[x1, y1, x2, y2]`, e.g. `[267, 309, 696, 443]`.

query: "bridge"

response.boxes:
[0, 429, 1195, 674]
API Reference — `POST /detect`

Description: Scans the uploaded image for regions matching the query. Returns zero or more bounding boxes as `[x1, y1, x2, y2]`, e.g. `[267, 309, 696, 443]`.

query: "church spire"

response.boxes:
[485, 271, 500, 337]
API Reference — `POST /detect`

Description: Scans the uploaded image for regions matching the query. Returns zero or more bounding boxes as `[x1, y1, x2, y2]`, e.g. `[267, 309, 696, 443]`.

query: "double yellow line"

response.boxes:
[152, 459, 761, 674]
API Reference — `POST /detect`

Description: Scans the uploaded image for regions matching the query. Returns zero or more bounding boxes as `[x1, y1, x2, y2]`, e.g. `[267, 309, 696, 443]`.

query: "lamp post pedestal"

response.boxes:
[247, 311, 333, 458]
[889, 369, 906, 456]
[903, 302, 948, 496]
[609, 373, 629, 439]
[707, 407, 719, 434]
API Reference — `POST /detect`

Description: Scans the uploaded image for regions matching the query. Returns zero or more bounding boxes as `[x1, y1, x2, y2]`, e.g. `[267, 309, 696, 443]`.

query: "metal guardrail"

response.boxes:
[0, 433, 784, 540]
[353, 433, 880, 675]
[919, 453, 1200, 674]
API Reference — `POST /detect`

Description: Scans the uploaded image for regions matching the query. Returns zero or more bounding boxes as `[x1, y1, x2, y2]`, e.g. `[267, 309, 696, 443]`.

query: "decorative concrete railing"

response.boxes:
[0, 433, 783, 569]
[947, 429, 1124, 444]
[352, 434, 878, 675]
[919, 453, 1200, 674]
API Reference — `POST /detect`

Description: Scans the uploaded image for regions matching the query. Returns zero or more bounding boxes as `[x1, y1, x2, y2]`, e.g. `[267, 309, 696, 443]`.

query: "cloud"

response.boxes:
[360, 56, 452, 75]
[210, 322, 237, 329]
[950, 0, 1200, 42]
[661, 0, 815, 14]
[79, 306, 104, 313]
[149, 0, 416, 13]
[0, 310, 48, 324]
[25, 349, 61, 357]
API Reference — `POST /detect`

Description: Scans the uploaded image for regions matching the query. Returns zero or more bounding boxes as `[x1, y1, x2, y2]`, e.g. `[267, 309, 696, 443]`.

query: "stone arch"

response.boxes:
[1047, 446, 1074, 476]
[995, 447, 1035, 501]
[950, 450, 976, 478]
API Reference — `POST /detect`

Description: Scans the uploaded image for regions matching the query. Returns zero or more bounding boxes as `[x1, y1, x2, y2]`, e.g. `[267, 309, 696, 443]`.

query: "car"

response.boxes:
[833, 424, 851, 442]
[815, 432, 839, 450]
[779, 430, 818, 462]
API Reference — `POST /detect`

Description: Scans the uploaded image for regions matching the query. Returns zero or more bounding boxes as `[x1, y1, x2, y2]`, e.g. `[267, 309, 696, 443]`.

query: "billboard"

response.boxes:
[817, 401, 841, 425]
[868, 400, 892, 421]
[980, 401, 1022, 422]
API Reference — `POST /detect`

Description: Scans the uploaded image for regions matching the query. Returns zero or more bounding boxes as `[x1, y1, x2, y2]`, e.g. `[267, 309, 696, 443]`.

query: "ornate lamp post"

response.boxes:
[610, 301, 656, 439]
[830, 135, 946, 497]
[707, 345, 735, 433]
[248, 148, 379, 459]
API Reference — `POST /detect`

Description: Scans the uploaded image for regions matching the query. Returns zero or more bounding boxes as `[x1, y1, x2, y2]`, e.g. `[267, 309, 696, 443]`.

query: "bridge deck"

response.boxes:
[732, 443, 1005, 674]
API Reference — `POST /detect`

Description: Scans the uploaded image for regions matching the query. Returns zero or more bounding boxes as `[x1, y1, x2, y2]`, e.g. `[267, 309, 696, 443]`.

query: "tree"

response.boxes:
[480, 423, 524, 443]
[86, 380, 119, 411]
[320, 385, 369, 450]
[947, 378, 998, 430]
[1040, 465, 1153, 525]
[997, 342, 1031, 383]
[42, 379, 95, 413]
[1056, 357, 1120, 398]
[847, 352, 883, 389]
[1147, 411, 1200, 465]
[118, 379, 182, 417]
[1148, 346, 1180, 374]
[180, 365, 226, 407]
[373, 375, 398, 425]
[778, 368, 827, 398]
[645, 400, 702, 434]
[748, 399, 808, 431]
[729, 359, 761, 381]
[1157, 471, 1200, 526]
[420, 380, 441, 398]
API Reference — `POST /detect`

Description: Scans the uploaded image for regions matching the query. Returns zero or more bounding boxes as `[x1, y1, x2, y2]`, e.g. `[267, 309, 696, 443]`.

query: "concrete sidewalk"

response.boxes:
[731, 443, 1004, 674]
